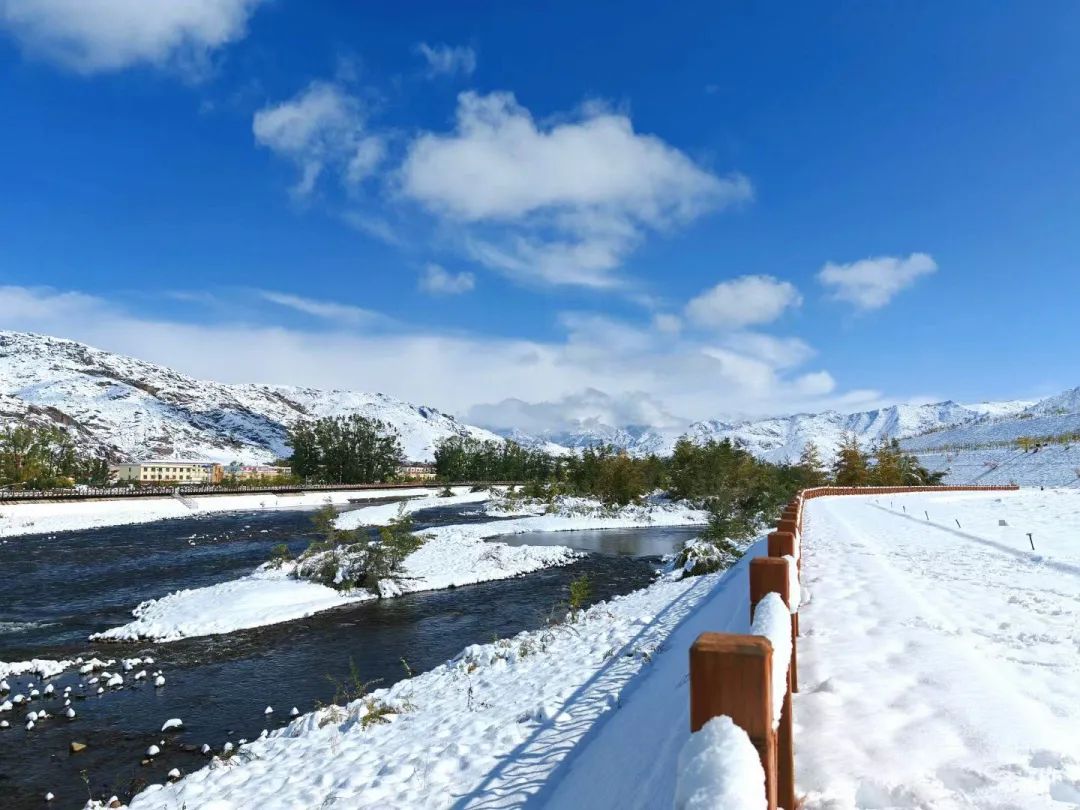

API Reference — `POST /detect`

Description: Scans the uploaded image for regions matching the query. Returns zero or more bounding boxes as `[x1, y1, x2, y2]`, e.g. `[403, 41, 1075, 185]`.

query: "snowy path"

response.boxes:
[797, 492, 1080, 808]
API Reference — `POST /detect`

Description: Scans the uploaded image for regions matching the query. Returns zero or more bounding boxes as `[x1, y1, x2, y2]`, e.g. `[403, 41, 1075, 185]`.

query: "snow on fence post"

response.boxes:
[689, 633, 778, 810]
[750, 557, 796, 810]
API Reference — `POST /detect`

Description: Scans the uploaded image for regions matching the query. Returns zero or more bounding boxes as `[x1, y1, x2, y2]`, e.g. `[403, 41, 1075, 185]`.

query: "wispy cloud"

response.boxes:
[257, 290, 391, 327]
[414, 42, 476, 77]
[419, 264, 475, 295]
[253, 81, 383, 198]
[818, 252, 937, 310]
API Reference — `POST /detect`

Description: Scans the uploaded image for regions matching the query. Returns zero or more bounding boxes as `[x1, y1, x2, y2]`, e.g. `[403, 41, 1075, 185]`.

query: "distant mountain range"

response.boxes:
[500, 400, 1038, 463]
[3, 330, 1077, 471]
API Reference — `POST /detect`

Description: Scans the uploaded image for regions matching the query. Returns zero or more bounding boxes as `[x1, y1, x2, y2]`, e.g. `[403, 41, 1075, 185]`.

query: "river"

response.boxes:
[0, 500, 700, 808]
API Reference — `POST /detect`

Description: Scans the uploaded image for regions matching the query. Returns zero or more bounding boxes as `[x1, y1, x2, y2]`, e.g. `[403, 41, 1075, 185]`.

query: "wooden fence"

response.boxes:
[686, 483, 1020, 809]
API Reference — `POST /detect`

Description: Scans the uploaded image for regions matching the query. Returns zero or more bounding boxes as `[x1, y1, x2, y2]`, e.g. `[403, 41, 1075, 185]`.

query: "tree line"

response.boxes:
[0, 425, 110, 489]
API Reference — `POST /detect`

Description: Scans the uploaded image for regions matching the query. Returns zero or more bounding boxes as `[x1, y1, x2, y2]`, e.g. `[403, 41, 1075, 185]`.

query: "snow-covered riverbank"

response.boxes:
[91, 496, 706, 643]
[0, 487, 451, 539]
[113, 546, 757, 810]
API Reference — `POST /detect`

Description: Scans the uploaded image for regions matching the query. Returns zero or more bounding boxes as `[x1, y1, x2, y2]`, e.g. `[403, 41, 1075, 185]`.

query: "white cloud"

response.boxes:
[467, 389, 682, 435]
[399, 91, 751, 287]
[0, 285, 884, 434]
[722, 332, 814, 370]
[817, 252, 937, 310]
[253, 82, 383, 197]
[685, 275, 802, 330]
[652, 313, 683, 334]
[419, 264, 475, 295]
[415, 42, 476, 77]
[257, 291, 390, 326]
[0, 0, 264, 76]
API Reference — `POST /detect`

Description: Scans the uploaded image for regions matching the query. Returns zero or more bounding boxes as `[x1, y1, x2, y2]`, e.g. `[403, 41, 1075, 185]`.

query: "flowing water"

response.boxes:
[0, 500, 698, 808]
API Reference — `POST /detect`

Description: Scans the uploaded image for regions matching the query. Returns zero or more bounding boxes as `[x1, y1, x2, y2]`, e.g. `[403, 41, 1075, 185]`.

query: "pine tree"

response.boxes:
[797, 441, 829, 486]
[832, 433, 870, 485]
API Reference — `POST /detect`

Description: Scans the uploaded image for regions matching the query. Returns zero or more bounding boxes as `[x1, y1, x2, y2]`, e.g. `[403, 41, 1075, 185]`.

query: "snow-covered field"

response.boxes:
[917, 444, 1080, 487]
[0, 486, 447, 539]
[797, 489, 1080, 808]
[115, 544, 762, 810]
[91, 496, 707, 643]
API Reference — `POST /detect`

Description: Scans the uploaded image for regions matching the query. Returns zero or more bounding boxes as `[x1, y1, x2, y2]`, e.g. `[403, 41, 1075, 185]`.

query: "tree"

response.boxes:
[286, 415, 403, 484]
[869, 438, 944, 486]
[796, 441, 829, 486]
[0, 425, 110, 489]
[832, 433, 871, 485]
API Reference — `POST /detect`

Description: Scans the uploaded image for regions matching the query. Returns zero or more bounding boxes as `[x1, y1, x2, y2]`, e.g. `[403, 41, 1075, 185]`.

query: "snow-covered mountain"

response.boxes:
[0, 331, 502, 463]
[692, 400, 1030, 464]
[505, 400, 1034, 464]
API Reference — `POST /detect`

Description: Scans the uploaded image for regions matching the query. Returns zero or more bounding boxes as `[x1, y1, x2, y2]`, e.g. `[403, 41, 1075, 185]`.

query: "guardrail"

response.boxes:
[680, 483, 1020, 809]
[0, 481, 522, 503]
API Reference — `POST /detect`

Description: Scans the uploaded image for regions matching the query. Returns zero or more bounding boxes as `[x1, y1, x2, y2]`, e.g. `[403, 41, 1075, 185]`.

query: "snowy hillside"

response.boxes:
[0, 331, 502, 463]
[507, 400, 1029, 464]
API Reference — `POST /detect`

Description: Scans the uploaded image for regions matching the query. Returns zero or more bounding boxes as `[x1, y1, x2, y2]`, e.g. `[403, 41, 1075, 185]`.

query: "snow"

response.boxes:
[675, 716, 767, 810]
[0, 486, 448, 538]
[119, 547, 762, 810]
[0, 658, 73, 681]
[333, 488, 492, 529]
[89, 574, 366, 643]
[93, 496, 704, 642]
[749, 592, 791, 728]
[796, 490, 1080, 808]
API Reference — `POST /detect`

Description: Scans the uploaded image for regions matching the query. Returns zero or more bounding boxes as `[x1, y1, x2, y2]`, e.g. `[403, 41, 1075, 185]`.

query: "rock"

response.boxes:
[43, 684, 54, 696]
[0, 720, 9, 729]
[290, 707, 299, 717]
[146, 744, 160, 757]
[108, 796, 121, 808]
[200, 743, 211, 755]
[107, 674, 123, 688]
[264, 706, 273, 714]
[167, 768, 181, 779]
[45, 792, 54, 801]
[161, 718, 183, 732]
[154, 676, 165, 687]
[70, 741, 87, 753]
[66, 708, 76, 719]
[25, 720, 34, 730]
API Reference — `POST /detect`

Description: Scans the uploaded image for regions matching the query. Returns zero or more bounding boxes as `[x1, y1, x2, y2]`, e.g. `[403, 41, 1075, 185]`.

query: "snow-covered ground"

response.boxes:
[797, 490, 1080, 808]
[0, 486, 447, 539]
[91, 496, 706, 643]
[917, 444, 1080, 487]
[115, 544, 761, 810]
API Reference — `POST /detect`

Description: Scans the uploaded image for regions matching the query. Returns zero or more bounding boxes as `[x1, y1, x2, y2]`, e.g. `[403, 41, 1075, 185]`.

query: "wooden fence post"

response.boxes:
[690, 633, 777, 810]
[750, 557, 797, 810]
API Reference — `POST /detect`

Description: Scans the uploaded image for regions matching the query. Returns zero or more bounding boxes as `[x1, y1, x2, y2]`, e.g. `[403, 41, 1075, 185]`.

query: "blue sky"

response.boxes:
[2, 1, 1079, 432]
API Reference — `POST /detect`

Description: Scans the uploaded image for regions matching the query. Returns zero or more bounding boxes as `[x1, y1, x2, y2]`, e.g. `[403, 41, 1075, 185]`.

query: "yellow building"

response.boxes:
[396, 462, 437, 481]
[111, 461, 224, 484]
